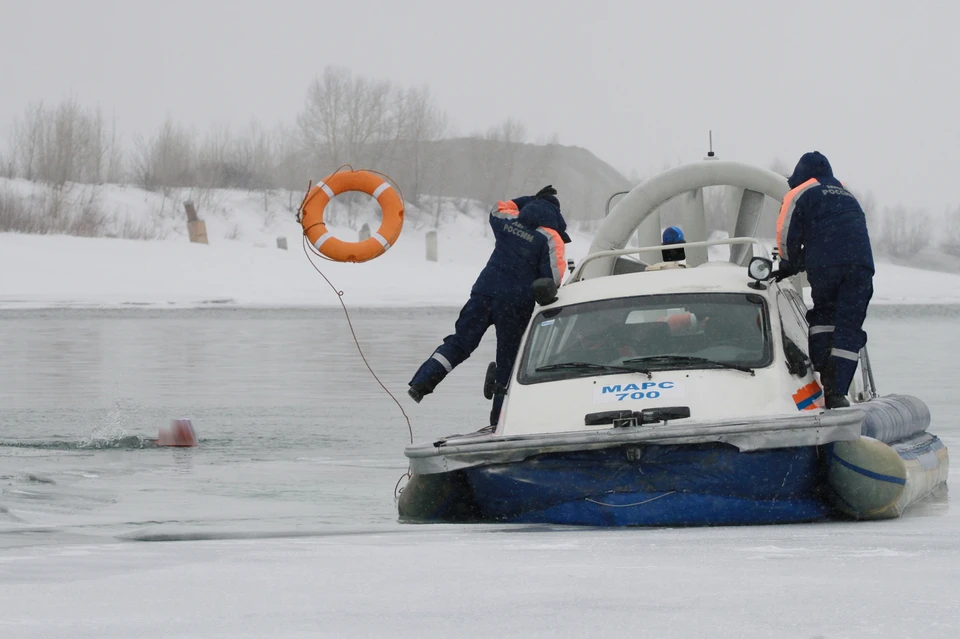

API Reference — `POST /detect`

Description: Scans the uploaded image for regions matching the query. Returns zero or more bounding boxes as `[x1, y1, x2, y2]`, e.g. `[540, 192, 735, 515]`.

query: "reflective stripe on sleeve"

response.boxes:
[431, 353, 453, 372]
[537, 227, 567, 285]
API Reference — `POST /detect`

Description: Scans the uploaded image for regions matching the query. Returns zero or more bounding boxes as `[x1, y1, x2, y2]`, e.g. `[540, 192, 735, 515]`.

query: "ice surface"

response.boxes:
[1, 514, 958, 639]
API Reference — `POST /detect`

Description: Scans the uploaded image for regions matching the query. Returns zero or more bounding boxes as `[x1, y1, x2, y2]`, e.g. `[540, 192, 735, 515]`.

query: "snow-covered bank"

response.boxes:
[0, 231, 495, 308]
[3, 231, 960, 309]
[2, 176, 960, 309]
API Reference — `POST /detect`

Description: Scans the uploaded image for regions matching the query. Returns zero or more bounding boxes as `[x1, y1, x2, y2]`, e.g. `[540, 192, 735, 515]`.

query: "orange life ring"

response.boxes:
[300, 170, 404, 262]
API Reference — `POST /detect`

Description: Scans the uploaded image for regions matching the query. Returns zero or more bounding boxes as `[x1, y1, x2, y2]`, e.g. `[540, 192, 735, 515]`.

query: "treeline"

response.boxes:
[864, 201, 960, 260]
[0, 66, 567, 212]
[2, 66, 958, 258]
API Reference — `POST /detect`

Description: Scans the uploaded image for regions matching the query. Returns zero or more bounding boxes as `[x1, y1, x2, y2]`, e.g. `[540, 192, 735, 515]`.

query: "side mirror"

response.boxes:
[747, 257, 773, 281]
[532, 278, 558, 306]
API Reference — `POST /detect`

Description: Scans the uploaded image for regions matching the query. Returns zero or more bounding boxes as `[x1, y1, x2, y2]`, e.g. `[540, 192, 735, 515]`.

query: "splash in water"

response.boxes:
[76, 398, 152, 449]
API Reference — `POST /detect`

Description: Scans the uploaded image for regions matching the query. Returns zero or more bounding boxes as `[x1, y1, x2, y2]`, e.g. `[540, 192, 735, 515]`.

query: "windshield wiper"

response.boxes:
[536, 361, 652, 379]
[622, 355, 755, 376]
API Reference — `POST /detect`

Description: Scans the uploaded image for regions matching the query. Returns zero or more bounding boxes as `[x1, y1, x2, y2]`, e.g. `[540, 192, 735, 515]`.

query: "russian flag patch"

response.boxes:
[793, 381, 823, 411]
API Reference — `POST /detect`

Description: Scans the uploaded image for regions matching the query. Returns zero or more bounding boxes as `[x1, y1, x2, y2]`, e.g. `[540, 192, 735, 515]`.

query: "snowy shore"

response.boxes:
[3, 230, 960, 309]
[2, 178, 959, 309]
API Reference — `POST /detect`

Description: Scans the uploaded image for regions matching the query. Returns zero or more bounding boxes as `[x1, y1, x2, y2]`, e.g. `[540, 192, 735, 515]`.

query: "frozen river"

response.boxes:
[1, 306, 958, 638]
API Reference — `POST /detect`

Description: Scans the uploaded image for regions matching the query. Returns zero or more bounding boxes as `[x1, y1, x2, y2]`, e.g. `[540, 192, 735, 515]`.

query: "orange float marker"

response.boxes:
[157, 418, 198, 447]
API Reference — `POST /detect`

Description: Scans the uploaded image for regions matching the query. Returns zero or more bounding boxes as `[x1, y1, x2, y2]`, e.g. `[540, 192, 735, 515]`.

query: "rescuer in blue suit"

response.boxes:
[408, 185, 571, 426]
[774, 151, 875, 409]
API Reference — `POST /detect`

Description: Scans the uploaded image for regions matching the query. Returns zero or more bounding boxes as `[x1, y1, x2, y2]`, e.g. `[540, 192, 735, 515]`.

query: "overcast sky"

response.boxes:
[2, 0, 957, 213]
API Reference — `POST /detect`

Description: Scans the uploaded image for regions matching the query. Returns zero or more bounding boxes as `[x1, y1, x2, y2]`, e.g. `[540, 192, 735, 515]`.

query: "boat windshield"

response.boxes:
[517, 292, 772, 384]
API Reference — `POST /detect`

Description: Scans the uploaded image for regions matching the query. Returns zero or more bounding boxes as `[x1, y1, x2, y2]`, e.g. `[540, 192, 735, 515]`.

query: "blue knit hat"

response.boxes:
[662, 226, 685, 245]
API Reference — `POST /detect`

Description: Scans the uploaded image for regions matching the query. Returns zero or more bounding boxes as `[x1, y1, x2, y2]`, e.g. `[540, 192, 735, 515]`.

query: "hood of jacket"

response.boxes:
[787, 151, 834, 189]
[518, 199, 572, 243]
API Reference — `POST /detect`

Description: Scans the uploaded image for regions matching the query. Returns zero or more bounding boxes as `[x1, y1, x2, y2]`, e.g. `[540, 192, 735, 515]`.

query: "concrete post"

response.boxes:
[276, 237, 288, 250]
[359, 223, 371, 242]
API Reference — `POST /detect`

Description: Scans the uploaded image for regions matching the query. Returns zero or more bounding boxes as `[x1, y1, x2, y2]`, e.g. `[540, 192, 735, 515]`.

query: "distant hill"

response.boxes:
[387, 138, 634, 221]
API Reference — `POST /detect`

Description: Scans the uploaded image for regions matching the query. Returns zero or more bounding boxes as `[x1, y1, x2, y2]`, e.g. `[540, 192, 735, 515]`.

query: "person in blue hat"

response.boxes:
[644, 226, 687, 271]
[774, 151, 874, 409]
[407, 185, 572, 426]
[661, 226, 686, 263]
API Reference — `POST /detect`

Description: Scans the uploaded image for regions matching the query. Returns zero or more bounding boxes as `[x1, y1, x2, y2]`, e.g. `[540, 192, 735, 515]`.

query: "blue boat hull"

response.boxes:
[398, 442, 834, 527]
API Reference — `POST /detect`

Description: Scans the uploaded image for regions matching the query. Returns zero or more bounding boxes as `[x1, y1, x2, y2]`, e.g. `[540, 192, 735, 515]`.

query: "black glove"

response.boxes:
[535, 184, 557, 198]
[535, 184, 559, 207]
[773, 268, 793, 282]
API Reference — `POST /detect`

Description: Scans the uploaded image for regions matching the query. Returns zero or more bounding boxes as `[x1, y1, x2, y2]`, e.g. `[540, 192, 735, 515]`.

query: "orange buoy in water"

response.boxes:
[300, 170, 404, 263]
[157, 418, 198, 447]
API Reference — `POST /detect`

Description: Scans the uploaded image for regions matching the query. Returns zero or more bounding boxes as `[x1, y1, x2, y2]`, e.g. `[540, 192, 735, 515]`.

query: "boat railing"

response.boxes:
[569, 237, 771, 283]
[857, 346, 880, 401]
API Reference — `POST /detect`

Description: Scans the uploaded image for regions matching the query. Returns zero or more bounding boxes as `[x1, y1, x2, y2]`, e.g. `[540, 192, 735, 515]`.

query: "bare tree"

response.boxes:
[274, 123, 310, 194]
[0, 149, 12, 179]
[298, 67, 346, 167]
[10, 101, 45, 181]
[297, 66, 401, 170]
[195, 124, 233, 187]
[132, 118, 196, 190]
[401, 85, 447, 206]
[295, 66, 453, 222]
[941, 205, 960, 258]
[473, 117, 528, 206]
[8, 99, 124, 186]
[104, 111, 125, 183]
[846, 187, 880, 238]
[880, 204, 930, 257]
[233, 120, 279, 190]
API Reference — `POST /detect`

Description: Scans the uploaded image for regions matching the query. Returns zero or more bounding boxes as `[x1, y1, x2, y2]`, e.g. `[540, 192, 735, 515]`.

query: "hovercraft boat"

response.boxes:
[398, 159, 949, 526]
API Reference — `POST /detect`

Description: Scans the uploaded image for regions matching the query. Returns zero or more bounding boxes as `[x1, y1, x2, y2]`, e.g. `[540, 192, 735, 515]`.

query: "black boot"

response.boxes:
[819, 360, 849, 409]
[825, 394, 850, 409]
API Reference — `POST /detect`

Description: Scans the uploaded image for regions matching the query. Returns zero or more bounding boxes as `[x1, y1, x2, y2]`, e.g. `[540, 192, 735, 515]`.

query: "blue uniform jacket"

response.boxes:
[777, 152, 874, 275]
[471, 196, 569, 305]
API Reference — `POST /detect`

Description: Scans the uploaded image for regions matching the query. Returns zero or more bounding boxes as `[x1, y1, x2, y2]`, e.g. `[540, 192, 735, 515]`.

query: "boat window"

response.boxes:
[777, 289, 812, 377]
[518, 293, 772, 384]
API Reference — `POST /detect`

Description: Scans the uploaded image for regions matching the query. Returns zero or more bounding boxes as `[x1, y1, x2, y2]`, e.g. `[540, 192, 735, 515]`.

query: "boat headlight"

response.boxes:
[747, 257, 773, 282]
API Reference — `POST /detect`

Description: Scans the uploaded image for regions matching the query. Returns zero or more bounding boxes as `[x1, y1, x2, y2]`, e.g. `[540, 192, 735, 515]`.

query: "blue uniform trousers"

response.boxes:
[806, 265, 874, 397]
[410, 293, 533, 425]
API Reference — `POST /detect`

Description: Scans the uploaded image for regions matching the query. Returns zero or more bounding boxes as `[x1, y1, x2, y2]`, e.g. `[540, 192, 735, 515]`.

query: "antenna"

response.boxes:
[705, 130, 716, 159]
